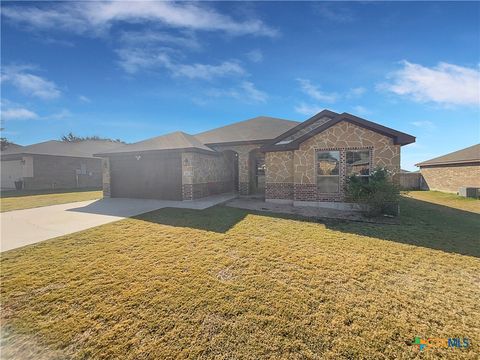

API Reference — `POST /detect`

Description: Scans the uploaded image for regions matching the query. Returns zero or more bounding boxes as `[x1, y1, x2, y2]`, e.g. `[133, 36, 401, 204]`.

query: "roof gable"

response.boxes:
[416, 143, 480, 166]
[261, 110, 415, 152]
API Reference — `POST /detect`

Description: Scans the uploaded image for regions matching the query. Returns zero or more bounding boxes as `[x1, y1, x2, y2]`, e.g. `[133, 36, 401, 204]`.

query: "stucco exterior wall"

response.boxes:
[265, 121, 401, 203]
[22, 155, 102, 190]
[182, 151, 234, 200]
[420, 164, 480, 193]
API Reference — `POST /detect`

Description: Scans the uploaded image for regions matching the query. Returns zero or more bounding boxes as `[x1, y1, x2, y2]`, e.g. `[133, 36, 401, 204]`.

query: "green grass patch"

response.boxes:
[403, 190, 480, 214]
[0, 189, 103, 212]
[1, 193, 479, 358]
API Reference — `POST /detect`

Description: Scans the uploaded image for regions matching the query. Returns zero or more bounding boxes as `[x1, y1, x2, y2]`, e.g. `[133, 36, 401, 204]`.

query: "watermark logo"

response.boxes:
[413, 337, 470, 351]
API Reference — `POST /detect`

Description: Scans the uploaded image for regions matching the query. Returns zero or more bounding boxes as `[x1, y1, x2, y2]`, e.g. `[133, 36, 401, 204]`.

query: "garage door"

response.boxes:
[110, 153, 182, 200]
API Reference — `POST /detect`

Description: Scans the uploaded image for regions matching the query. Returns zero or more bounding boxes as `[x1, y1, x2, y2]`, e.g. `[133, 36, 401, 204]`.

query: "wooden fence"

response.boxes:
[399, 172, 423, 190]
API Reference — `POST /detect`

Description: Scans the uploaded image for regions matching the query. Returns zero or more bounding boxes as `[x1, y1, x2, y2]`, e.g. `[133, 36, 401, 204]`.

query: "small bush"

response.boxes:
[345, 167, 400, 217]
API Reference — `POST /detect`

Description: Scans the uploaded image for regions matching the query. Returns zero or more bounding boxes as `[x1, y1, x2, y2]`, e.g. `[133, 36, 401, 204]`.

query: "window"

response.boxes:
[346, 150, 370, 181]
[316, 151, 340, 193]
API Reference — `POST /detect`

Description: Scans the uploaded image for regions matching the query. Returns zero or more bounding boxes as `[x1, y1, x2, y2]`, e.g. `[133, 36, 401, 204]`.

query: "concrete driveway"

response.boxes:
[1, 194, 235, 252]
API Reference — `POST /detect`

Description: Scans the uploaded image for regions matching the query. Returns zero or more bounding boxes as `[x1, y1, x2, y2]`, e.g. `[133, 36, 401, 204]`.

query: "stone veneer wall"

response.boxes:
[211, 144, 261, 195]
[420, 163, 480, 193]
[265, 121, 401, 203]
[265, 151, 294, 200]
[182, 151, 234, 200]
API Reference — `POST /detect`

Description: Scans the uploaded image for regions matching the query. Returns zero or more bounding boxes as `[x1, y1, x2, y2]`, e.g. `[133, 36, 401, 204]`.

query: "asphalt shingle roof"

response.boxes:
[194, 116, 299, 144]
[1, 140, 123, 159]
[416, 144, 480, 166]
[95, 131, 215, 155]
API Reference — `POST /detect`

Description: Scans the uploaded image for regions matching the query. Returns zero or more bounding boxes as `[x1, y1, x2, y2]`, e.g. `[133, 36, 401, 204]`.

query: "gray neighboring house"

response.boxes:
[1, 140, 123, 190]
[96, 110, 415, 207]
[416, 144, 480, 193]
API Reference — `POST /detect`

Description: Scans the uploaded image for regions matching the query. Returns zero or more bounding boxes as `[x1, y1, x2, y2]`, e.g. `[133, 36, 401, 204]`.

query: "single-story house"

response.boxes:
[96, 110, 415, 208]
[1, 140, 123, 190]
[416, 143, 480, 193]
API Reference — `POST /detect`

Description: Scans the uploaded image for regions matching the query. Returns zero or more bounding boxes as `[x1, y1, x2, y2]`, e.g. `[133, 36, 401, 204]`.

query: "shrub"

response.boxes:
[345, 167, 400, 217]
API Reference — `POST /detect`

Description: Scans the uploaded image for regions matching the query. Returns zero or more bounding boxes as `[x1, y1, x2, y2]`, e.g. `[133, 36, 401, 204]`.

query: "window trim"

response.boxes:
[345, 149, 372, 179]
[315, 150, 341, 194]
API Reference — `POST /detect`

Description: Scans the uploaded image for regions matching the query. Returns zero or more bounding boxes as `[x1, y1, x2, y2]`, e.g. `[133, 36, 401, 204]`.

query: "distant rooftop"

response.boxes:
[1, 140, 123, 159]
[416, 144, 480, 167]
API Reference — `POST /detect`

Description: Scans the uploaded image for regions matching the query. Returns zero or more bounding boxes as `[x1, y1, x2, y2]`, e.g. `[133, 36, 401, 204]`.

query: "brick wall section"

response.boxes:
[182, 151, 234, 200]
[265, 183, 294, 199]
[265, 121, 401, 203]
[420, 163, 480, 193]
[22, 154, 103, 190]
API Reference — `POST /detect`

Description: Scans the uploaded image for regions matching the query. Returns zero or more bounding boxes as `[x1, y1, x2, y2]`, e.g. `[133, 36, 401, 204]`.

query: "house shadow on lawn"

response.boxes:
[134, 206, 249, 234]
[134, 196, 480, 258]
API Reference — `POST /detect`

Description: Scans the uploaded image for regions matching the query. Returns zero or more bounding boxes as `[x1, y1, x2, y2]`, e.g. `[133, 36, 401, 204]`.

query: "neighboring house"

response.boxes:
[1, 140, 123, 190]
[416, 144, 480, 193]
[96, 110, 415, 208]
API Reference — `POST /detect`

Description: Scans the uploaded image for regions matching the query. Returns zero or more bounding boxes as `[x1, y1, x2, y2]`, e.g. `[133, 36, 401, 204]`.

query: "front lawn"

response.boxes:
[1, 193, 479, 358]
[0, 188, 103, 212]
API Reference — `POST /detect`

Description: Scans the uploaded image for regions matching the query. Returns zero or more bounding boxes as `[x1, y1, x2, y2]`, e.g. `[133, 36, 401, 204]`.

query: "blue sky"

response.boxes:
[1, 1, 479, 170]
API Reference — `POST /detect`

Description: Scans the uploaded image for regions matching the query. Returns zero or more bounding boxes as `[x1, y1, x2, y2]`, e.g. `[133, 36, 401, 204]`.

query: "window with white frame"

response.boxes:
[316, 150, 340, 193]
[346, 150, 370, 182]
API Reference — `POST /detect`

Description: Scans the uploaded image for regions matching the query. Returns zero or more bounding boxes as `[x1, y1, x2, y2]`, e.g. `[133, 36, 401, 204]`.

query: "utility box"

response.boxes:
[458, 187, 480, 198]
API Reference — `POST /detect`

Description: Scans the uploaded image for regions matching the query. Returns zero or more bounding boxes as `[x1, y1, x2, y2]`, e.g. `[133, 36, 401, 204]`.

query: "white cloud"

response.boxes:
[1, 108, 39, 121]
[1, 66, 61, 100]
[47, 109, 72, 120]
[117, 47, 245, 79]
[2, 2, 277, 37]
[171, 61, 245, 80]
[313, 3, 354, 23]
[78, 95, 91, 103]
[352, 105, 371, 116]
[119, 30, 201, 51]
[294, 102, 325, 116]
[380, 61, 480, 106]
[297, 78, 337, 103]
[246, 49, 263, 63]
[203, 81, 268, 104]
[239, 81, 268, 103]
[411, 120, 436, 130]
[347, 87, 367, 98]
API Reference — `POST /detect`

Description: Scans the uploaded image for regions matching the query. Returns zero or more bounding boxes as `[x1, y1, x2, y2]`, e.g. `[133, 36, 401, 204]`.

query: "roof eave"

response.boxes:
[94, 147, 217, 157]
[416, 160, 480, 167]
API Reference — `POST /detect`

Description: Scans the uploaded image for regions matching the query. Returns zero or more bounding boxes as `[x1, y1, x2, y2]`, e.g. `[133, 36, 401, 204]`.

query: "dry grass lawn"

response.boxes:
[0, 189, 103, 212]
[1, 192, 479, 359]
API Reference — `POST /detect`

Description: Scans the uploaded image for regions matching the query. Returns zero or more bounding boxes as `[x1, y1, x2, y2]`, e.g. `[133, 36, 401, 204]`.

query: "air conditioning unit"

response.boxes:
[458, 187, 480, 198]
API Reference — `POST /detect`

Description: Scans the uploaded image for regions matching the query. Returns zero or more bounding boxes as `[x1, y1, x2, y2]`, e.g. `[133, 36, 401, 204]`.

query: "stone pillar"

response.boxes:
[238, 151, 250, 195]
[181, 152, 195, 200]
[102, 158, 111, 198]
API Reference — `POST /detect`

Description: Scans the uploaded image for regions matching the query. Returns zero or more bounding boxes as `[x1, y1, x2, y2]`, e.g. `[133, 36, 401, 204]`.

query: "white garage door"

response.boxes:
[1, 160, 23, 189]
